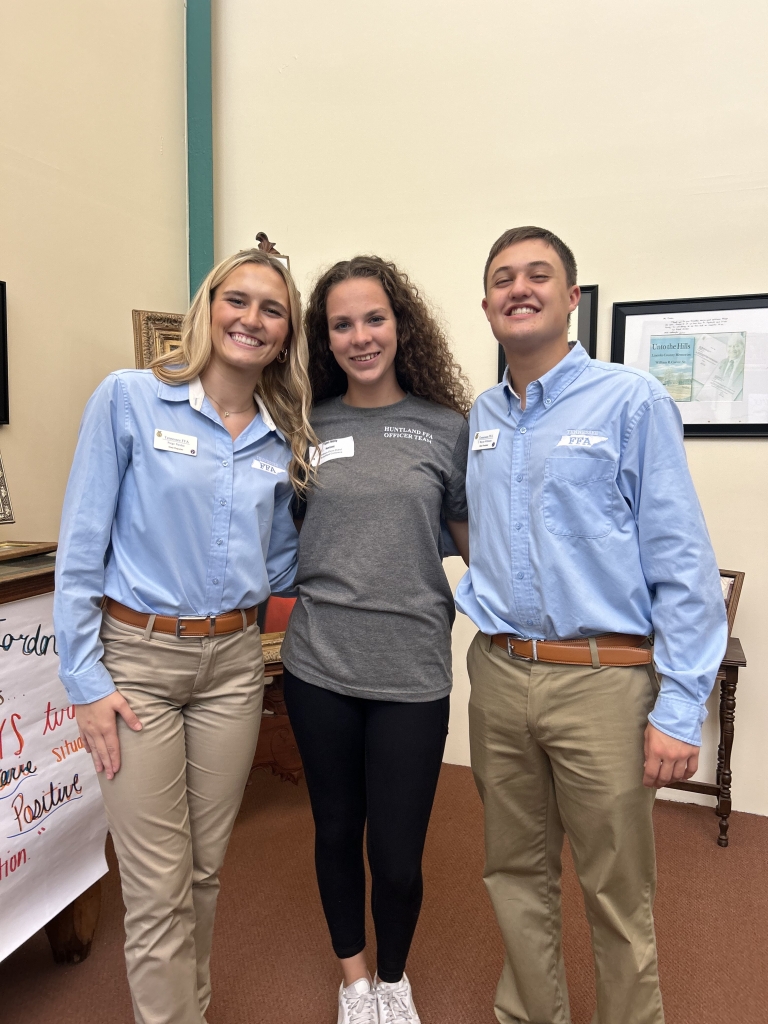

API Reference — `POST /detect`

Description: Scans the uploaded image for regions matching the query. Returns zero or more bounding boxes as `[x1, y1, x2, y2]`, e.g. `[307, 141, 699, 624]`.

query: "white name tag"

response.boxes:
[154, 428, 198, 456]
[556, 433, 608, 448]
[309, 436, 355, 467]
[252, 458, 284, 475]
[472, 429, 499, 451]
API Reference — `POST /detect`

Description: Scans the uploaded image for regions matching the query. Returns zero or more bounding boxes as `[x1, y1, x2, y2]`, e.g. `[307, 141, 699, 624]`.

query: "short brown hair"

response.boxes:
[484, 226, 577, 291]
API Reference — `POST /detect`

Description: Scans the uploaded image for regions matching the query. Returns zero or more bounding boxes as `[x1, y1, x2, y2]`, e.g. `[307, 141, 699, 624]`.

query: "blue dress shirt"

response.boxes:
[455, 343, 727, 746]
[54, 370, 298, 705]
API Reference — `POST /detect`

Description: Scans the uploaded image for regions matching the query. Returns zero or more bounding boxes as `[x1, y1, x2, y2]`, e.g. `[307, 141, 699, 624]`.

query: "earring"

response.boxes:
[276, 347, 288, 364]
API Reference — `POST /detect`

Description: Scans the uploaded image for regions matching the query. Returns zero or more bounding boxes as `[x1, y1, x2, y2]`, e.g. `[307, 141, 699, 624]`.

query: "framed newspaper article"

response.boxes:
[611, 293, 768, 436]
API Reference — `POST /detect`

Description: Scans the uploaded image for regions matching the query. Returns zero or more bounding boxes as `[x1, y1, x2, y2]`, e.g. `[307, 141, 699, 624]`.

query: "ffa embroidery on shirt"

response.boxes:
[471, 429, 499, 450]
[154, 428, 198, 456]
[309, 436, 355, 467]
[556, 430, 608, 448]
[251, 459, 285, 475]
[383, 426, 433, 443]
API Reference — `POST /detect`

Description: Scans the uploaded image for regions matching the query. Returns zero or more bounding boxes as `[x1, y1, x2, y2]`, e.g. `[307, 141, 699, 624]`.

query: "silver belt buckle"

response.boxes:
[506, 636, 537, 661]
[175, 615, 210, 637]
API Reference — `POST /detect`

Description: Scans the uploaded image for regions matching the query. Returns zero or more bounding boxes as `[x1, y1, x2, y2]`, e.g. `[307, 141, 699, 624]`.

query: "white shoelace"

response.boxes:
[343, 986, 378, 1024]
[378, 984, 418, 1024]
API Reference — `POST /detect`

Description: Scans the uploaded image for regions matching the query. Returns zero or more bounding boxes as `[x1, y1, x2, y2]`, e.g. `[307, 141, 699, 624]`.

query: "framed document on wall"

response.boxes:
[498, 285, 598, 383]
[611, 293, 768, 437]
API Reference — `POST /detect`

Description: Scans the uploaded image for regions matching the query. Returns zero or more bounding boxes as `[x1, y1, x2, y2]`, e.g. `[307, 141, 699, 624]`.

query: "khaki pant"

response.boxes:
[99, 613, 265, 1024]
[467, 632, 664, 1024]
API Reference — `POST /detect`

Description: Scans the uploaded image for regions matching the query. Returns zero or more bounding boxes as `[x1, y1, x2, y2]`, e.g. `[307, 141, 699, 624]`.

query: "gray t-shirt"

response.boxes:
[281, 393, 469, 702]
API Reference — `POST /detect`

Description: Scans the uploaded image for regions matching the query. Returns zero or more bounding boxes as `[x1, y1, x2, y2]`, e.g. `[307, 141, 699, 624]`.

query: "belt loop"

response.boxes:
[209, 616, 216, 638]
[142, 614, 157, 641]
[241, 609, 247, 633]
[588, 636, 601, 669]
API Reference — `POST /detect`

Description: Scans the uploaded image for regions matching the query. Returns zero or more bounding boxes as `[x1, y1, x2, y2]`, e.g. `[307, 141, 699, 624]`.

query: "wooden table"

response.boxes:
[251, 632, 303, 785]
[665, 636, 747, 847]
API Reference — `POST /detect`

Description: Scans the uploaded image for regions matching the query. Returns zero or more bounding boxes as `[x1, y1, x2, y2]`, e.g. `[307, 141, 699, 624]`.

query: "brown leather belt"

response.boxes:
[491, 632, 652, 667]
[104, 598, 257, 638]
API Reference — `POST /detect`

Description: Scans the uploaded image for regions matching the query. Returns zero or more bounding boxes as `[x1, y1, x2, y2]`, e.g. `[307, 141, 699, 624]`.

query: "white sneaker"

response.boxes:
[375, 973, 421, 1024]
[337, 976, 379, 1024]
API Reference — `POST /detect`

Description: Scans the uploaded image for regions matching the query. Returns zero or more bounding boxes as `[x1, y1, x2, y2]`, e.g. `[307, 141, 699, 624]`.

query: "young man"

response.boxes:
[455, 226, 727, 1024]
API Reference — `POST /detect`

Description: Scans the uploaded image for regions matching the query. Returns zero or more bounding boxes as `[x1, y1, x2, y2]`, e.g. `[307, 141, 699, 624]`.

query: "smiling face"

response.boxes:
[209, 262, 291, 380]
[326, 277, 399, 393]
[482, 238, 580, 352]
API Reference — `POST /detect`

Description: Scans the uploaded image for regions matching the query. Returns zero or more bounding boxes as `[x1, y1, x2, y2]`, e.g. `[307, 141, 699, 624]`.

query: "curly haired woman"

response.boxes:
[280, 255, 472, 1024]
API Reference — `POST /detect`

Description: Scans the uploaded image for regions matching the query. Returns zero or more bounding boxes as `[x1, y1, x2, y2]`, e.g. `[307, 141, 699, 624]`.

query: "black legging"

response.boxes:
[283, 669, 449, 983]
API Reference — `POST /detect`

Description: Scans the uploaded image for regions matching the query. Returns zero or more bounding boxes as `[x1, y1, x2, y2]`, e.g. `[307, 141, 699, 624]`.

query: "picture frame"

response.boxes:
[132, 310, 184, 369]
[498, 284, 598, 383]
[611, 293, 768, 437]
[0, 282, 9, 425]
[719, 569, 745, 637]
[0, 451, 15, 524]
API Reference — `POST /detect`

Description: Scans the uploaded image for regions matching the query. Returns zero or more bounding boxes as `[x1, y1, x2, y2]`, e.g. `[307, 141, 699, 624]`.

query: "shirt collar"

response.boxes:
[503, 342, 589, 408]
[157, 376, 285, 440]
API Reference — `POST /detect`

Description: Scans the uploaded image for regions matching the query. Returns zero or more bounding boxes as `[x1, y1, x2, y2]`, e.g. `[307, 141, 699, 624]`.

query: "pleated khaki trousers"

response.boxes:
[98, 613, 265, 1024]
[467, 632, 664, 1024]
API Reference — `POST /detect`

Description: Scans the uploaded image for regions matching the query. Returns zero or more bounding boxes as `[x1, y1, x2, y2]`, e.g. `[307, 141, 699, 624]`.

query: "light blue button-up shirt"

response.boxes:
[54, 370, 298, 705]
[455, 343, 727, 745]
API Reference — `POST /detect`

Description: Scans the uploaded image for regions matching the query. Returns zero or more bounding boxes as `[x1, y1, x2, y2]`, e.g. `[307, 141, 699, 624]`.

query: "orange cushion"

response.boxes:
[262, 596, 296, 633]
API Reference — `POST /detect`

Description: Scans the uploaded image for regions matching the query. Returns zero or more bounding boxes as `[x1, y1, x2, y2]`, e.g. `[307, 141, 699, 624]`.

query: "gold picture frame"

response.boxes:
[132, 310, 184, 369]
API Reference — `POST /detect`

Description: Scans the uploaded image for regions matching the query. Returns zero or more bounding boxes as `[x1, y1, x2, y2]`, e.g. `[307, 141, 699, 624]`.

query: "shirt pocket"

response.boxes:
[541, 456, 615, 539]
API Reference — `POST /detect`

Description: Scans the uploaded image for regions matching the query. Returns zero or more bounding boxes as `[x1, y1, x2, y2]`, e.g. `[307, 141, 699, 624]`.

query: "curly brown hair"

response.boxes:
[305, 255, 472, 416]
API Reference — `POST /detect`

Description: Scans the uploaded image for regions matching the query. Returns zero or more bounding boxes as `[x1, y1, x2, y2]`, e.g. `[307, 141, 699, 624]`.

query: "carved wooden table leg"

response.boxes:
[715, 672, 725, 788]
[44, 879, 102, 964]
[715, 666, 738, 848]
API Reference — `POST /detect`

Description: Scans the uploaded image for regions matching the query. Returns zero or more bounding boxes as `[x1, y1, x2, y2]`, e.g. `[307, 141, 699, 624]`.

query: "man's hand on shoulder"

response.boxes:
[643, 723, 699, 789]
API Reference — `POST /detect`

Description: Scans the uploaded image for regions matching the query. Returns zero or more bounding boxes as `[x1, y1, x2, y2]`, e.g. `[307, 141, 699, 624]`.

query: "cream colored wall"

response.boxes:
[0, 1, 188, 540]
[214, 0, 768, 814]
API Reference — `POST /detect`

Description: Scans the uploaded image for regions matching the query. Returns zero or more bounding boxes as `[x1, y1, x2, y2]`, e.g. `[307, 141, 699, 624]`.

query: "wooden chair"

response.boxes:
[251, 596, 303, 784]
[664, 570, 746, 846]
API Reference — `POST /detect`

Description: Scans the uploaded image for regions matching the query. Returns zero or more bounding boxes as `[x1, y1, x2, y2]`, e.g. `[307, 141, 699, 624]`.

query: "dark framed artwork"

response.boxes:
[611, 293, 768, 437]
[498, 284, 598, 382]
[0, 282, 8, 424]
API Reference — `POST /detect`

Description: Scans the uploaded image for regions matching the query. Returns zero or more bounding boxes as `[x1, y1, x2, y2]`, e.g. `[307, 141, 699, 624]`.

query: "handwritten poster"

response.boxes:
[0, 592, 107, 962]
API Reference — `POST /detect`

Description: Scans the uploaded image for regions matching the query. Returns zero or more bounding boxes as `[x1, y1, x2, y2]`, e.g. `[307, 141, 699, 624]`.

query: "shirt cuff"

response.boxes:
[648, 692, 707, 747]
[58, 662, 116, 705]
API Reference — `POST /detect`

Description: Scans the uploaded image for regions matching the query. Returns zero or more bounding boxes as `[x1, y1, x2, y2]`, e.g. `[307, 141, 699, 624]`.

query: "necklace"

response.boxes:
[206, 393, 255, 418]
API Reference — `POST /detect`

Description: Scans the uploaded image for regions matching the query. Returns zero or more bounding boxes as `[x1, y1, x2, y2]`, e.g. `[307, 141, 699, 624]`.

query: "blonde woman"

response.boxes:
[54, 249, 315, 1024]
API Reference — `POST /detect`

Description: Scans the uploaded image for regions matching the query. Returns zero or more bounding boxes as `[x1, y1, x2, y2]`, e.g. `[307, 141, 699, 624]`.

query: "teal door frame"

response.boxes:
[186, 0, 214, 298]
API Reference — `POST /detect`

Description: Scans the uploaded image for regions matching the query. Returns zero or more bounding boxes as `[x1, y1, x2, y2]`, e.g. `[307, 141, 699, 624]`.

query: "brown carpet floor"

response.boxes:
[2, 763, 766, 1024]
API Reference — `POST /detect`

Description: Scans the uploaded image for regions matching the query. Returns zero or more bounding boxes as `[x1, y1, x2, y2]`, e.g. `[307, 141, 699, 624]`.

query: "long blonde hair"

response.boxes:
[152, 249, 317, 492]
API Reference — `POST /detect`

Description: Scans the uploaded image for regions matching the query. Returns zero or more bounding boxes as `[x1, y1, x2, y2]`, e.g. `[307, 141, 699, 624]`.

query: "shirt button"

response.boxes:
[216, 539, 223, 546]
[545, 398, 552, 405]
[514, 522, 522, 530]
[519, 427, 527, 434]
[526, 619, 533, 626]
[222, 460, 229, 467]
[516, 474, 523, 482]
[212, 578, 219, 585]
[516, 572, 524, 579]
[220, 499, 226, 506]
